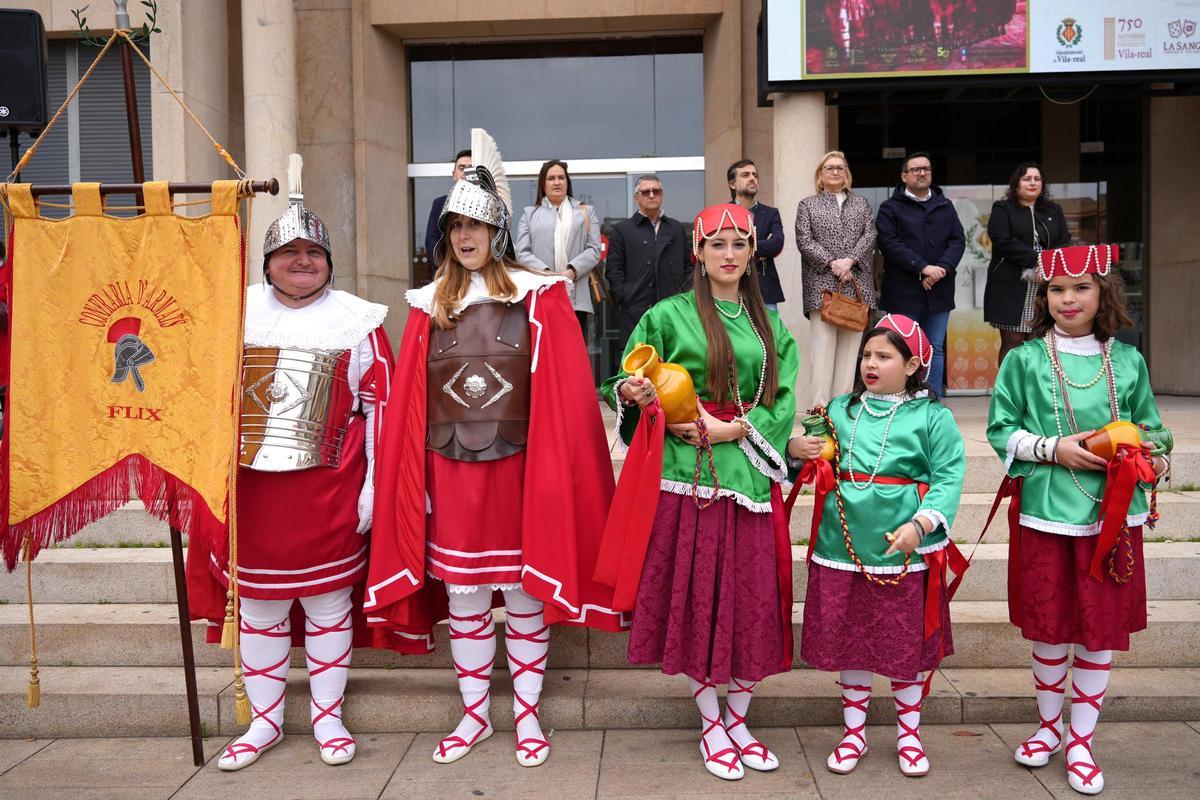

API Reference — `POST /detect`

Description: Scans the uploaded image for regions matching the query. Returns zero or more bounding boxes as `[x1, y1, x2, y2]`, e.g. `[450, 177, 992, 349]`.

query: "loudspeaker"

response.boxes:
[0, 10, 49, 132]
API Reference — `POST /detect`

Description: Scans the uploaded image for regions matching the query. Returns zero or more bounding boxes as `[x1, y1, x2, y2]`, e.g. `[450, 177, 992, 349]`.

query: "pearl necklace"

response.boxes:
[1045, 330, 1119, 503]
[714, 296, 744, 320]
[844, 393, 905, 489]
[721, 293, 767, 415]
[1048, 330, 1107, 389]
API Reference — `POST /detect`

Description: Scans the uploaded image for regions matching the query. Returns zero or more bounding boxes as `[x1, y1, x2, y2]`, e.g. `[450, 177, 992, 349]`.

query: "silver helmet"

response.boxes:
[433, 128, 513, 266]
[262, 153, 332, 259]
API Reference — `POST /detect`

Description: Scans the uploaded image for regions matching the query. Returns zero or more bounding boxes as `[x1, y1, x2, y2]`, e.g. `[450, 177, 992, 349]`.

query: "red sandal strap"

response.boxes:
[320, 736, 355, 756]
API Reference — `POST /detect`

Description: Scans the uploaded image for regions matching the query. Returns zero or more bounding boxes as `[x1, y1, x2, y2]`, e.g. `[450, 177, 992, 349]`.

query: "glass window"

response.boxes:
[410, 38, 703, 162]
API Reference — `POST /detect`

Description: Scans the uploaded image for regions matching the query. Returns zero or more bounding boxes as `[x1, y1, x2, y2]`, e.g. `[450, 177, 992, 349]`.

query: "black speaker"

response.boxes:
[0, 10, 49, 132]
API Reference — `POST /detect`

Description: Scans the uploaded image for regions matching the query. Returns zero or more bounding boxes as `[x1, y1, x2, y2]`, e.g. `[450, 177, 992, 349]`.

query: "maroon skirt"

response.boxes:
[1008, 524, 1147, 651]
[628, 491, 786, 684]
[800, 561, 952, 681]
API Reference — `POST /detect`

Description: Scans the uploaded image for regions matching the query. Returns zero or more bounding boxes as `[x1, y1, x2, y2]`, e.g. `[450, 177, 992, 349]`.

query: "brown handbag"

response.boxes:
[578, 203, 612, 305]
[821, 279, 870, 332]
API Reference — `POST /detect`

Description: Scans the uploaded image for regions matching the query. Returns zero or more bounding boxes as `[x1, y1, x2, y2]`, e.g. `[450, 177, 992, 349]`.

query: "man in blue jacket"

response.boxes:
[728, 160, 786, 310]
[876, 152, 965, 396]
[423, 149, 472, 263]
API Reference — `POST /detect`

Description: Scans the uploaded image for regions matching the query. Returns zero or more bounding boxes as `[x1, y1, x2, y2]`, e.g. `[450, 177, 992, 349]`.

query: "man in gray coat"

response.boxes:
[605, 174, 691, 349]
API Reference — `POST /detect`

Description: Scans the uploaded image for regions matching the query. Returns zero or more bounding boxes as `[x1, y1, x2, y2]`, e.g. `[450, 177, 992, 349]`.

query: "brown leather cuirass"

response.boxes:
[426, 300, 531, 462]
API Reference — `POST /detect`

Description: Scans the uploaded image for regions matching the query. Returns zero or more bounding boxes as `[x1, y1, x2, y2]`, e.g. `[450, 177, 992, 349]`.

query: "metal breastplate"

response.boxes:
[426, 301, 531, 462]
[240, 347, 349, 471]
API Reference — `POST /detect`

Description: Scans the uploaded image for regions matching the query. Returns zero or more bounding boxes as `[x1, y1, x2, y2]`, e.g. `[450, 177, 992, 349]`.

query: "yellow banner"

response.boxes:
[4, 181, 243, 532]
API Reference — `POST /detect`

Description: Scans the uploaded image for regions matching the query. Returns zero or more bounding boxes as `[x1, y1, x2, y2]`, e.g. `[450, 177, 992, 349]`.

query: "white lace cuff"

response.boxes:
[737, 418, 787, 483]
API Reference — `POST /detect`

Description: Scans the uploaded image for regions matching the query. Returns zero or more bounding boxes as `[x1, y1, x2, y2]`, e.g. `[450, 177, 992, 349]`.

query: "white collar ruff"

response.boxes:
[243, 284, 388, 350]
[1051, 327, 1103, 356]
[862, 389, 929, 403]
[405, 268, 567, 315]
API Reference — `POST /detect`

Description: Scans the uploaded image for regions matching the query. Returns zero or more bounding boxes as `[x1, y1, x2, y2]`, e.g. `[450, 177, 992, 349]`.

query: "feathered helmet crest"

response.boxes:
[434, 128, 513, 265]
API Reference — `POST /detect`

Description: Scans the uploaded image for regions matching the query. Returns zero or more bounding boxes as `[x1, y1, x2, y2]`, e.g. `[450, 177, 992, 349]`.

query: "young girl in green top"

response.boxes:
[789, 314, 965, 778]
[987, 245, 1170, 796]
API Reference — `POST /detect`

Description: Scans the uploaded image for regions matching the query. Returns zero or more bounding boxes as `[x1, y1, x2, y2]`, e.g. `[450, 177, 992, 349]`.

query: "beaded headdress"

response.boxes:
[1036, 244, 1119, 281]
[692, 203, 756, 260]
[262, 154, 331, 259]
[876, 313, 932, 382]
[434, 128, 514, 265]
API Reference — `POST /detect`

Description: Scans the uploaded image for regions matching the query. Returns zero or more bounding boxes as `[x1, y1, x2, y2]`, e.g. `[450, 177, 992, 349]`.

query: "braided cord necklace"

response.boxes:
[816, 404, 911, 586]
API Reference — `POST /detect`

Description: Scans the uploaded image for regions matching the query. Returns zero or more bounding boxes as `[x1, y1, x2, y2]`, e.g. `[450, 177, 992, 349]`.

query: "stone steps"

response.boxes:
[6, 542, 1199, 606]
[46, 487, 1200, 551]
[3, 598, 1197, 670]
[3, 665, 1197, 739]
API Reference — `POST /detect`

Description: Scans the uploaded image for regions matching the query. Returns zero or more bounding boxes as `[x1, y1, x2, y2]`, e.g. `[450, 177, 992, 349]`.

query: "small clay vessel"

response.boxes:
[801, 414, 836, 461]
[1082, 420, 1141, 462]
[622, 343, 699, 424]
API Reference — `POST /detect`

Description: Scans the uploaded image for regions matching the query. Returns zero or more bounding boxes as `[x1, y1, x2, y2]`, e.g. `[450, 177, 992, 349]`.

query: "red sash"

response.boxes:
[1091, 444, 1156, 581]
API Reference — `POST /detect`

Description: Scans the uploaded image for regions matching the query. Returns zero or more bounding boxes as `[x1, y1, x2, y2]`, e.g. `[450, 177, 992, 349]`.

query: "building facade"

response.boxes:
[9, 0, 1200, 395]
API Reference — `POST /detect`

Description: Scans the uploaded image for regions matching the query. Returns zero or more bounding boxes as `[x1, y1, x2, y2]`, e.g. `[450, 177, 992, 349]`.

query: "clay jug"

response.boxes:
[1082, 420, 1141, 462]
[622, 343, 699, 424]
[801, 414, 836, 461]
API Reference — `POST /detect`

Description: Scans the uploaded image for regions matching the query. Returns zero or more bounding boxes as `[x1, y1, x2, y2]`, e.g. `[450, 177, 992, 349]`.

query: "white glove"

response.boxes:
[356, 460, 375, 534]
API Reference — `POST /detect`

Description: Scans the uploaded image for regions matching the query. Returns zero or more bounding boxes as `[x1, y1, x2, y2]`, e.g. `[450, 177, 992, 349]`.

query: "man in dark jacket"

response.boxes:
[423, 149, 472, 262]
[876, 152, 966, 396]
[606, 174, 691, 349]
[727, 159, 786, 309]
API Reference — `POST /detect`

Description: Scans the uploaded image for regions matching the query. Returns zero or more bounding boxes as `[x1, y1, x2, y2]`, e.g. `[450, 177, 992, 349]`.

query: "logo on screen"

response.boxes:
[1057, 18, 1083, 48]
[1167, 19, 1196, 39]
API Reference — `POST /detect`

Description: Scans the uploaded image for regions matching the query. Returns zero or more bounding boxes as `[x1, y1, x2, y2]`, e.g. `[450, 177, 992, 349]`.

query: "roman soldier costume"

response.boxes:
[186, 155, 399, 771]
[364, 129, 624, 768]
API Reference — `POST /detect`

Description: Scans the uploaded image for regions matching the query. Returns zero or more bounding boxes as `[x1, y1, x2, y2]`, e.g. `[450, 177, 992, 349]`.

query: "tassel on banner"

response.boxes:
[234, 669, 251, 725]
[23, 535, 41, 709]
[27, 658, 40, 709]
[220, 590, 236, 650]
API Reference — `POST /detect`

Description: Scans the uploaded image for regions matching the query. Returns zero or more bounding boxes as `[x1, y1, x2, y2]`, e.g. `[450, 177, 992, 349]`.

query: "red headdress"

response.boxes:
[1036, 244, 1119, 281]
[692, 203, 756, 260]
[875, 313, 932, 382]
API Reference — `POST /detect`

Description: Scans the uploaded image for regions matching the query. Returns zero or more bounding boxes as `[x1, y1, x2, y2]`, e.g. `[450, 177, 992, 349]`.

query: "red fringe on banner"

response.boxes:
[1, 451, 226, 572]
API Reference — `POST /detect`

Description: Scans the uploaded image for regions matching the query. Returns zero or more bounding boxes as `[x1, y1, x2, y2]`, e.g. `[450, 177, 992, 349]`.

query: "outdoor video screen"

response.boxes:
[765, 0, 1200, 86]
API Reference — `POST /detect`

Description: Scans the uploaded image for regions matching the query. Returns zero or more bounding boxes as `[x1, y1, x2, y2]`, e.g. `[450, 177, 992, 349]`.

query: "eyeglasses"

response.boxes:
[637, 188, 662, 197]
[822, 164, 847, 173]
[903, 166, 932, 174]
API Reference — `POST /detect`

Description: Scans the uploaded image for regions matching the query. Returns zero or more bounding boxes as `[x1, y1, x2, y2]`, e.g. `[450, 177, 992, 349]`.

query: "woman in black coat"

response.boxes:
[984, 161, 1070, 366]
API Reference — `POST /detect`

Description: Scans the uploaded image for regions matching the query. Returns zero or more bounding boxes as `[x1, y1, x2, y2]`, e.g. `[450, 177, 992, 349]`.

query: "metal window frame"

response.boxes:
[407, 156, 704, 179]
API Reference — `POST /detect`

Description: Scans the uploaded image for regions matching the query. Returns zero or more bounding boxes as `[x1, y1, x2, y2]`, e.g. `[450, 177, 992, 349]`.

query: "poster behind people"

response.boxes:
[767, 1, 1200, 84]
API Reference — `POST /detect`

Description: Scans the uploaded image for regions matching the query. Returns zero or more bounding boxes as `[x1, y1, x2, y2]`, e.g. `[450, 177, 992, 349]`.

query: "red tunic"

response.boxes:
[364, 282, 627, 651]
[186, 325, 409, 650]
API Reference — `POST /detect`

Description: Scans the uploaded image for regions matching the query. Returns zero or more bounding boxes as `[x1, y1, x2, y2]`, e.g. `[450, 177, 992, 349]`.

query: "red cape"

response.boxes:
[364, 282, 626, 649]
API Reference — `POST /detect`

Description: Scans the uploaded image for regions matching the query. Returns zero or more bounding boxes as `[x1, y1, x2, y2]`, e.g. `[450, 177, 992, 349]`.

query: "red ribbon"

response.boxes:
[785, 458, 834, 565]
[593, 399, 665, 611]
[769, 484, 795, 672]
[1090, 444, 1156, 582]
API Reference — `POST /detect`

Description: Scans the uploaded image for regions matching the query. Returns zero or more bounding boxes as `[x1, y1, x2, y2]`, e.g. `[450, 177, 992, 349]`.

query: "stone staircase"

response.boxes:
[3, 398, 1199, 739]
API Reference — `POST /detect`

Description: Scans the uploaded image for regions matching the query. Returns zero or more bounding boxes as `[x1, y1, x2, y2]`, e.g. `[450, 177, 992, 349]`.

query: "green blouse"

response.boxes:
[811, 392, 966, 573]
[600, 292, 798, 511]
[986, 335, 1163, 536]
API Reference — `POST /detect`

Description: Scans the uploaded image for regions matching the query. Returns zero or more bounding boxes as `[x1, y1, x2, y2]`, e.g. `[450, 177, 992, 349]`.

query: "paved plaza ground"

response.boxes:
[3, 722, 1200, 799]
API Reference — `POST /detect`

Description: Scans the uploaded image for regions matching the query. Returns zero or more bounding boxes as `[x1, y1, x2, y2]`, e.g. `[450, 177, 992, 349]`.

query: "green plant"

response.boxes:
[73, 1, 161, 46]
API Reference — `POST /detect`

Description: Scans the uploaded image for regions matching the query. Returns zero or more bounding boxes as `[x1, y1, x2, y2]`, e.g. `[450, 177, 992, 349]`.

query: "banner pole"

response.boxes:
[168, 523, 205, 766]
